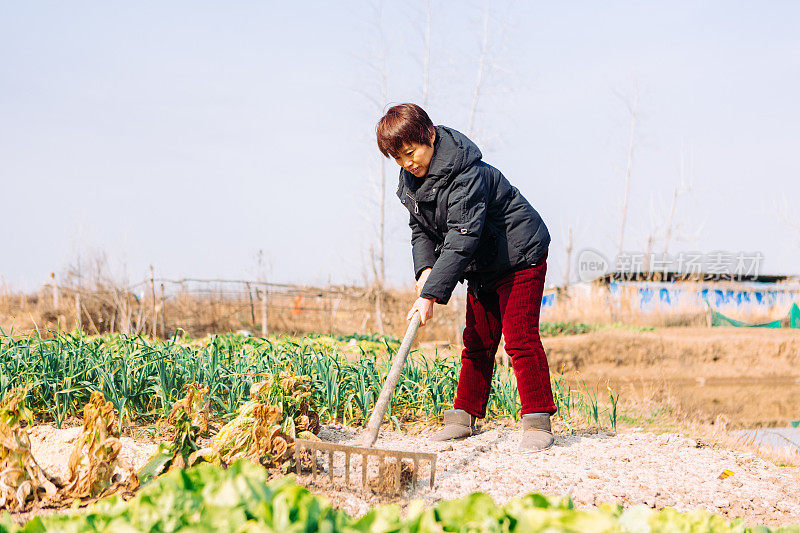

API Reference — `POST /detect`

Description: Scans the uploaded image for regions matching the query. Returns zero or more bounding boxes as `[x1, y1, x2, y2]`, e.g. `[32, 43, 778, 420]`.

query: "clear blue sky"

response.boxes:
[2, 1, 799, 291]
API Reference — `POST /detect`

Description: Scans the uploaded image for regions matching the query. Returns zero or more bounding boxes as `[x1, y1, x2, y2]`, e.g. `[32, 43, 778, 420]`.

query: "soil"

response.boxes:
[8, 328, 800, 526]
[8, 420, 799, 528]
[4, 425, 160, 525]
[303, 423, 800, 528]
[27, 425, 159, 482]
[540, 327, 800, 429]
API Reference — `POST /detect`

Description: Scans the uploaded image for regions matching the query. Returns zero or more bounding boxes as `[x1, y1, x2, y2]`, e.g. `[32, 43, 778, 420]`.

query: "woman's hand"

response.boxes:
[407, 297, 435, 325]
[415, 268, 432, 296]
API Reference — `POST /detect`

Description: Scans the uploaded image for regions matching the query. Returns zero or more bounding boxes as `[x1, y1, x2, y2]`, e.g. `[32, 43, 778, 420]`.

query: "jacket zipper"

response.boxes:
[406, 191, 419, 214]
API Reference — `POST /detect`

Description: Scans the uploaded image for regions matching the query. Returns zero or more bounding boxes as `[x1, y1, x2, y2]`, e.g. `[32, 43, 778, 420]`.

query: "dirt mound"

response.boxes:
[306, 424, 800, 528]
[542, 327, 800, 380]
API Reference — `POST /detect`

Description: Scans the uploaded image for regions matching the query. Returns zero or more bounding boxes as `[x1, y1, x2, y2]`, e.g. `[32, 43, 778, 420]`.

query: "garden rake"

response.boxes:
[295, 312, 437, 493]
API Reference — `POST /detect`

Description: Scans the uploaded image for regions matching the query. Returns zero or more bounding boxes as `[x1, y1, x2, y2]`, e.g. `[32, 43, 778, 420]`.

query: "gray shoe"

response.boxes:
[430, 409, 476, 442]
[519, 413, 554, 452]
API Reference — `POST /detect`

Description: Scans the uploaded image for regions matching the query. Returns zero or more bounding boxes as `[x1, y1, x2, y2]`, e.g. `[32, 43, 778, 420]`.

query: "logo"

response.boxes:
[576, 248, 610, 282]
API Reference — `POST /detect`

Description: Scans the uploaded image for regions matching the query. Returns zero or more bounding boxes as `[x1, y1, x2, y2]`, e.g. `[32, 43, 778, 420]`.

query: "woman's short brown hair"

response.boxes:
[376, 103, 435, 158]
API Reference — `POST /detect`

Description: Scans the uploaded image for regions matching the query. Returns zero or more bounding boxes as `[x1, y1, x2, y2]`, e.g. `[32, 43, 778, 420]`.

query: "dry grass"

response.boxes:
[4, 255, 796, 342]
[0, 255, 467, 342]
[0, 285, 465, 344]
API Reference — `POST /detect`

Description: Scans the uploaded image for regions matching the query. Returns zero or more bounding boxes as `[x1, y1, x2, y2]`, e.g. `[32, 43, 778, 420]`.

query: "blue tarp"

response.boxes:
[541, 293, 556, 308]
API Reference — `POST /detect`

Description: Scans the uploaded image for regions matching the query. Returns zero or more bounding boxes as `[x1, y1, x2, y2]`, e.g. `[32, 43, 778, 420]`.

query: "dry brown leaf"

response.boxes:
[0, 394, 59, 512]
[166, 383, 211, 436]
[60, 391, 138, 503]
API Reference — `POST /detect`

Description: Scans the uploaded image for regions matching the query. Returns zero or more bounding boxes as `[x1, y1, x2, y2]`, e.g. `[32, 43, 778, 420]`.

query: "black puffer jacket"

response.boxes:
[396, 125, 550, 304]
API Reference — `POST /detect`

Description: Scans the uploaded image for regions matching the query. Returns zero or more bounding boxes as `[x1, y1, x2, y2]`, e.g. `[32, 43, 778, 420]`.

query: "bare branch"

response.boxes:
[776, 198, 800, 236]
[616, 78, 638, 259]
[467, 2, 491, 137]
[663, 138, 695, 255]
[563, 226, 573, 286]
[422, 0, 432, 106]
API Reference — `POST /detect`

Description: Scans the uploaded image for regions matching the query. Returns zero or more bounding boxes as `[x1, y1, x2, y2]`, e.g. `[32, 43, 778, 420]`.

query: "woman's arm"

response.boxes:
[410, 214, 437, 280]
[408, 214, 437, 326]
[418, 169, 487, 304]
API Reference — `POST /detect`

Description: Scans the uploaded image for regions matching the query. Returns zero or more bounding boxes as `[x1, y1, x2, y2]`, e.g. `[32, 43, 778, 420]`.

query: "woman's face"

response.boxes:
[393, 132, 436, 178]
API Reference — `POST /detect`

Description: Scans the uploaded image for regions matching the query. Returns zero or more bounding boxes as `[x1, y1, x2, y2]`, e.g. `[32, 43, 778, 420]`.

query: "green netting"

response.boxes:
[791, 303, 800, 328]
[706, 300, 800, 328]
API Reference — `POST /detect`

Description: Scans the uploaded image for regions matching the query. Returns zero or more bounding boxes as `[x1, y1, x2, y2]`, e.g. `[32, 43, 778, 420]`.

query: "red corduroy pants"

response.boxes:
[453, 259, 556, 418]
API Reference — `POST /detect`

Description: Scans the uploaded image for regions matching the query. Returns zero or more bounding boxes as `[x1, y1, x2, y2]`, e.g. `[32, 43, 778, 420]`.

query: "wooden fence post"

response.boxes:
[246, 282, 256, 330]
[149, 265, 157, 338]
[75, 293, 82, 331]
[160, 283, 167, 338]
[260, 284, 268, 337]
[51, 273, 59, 308]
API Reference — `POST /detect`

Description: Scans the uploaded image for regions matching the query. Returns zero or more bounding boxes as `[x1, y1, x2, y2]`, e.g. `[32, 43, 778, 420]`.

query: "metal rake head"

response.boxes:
[295, 438, 437, 494]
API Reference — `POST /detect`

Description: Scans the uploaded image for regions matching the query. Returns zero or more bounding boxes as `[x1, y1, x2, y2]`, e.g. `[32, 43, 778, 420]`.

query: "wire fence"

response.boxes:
[0, 276, 466, 343]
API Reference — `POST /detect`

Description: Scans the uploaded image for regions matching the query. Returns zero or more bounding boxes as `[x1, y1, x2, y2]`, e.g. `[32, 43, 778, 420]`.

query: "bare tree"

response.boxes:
[467, 3, 491, 137]
[616, 80, 639, 259]
[466, 1, 517, 141]
[561, 212, 587, 286]
[351, 0, 389, 284]
[373, 2, 388, 290]
[663, 138, 694, 255]
[640, 140, 695, 274]
[453, 1, 514, 345]
[776, 199, 800, 237]
[421, 0, 432, 107]
[354, 0, 390, 334]
[353, 0, 515, 337]
[563, 226, 573, 286]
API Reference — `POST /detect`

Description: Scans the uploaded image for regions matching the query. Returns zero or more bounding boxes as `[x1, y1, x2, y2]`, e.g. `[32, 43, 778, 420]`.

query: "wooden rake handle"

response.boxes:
[361, 312, 422, 448]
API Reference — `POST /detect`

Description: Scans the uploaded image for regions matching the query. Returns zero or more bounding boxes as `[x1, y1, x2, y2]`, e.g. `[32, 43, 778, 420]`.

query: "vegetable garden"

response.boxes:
[0, 330, 616, 431]
[0, 330, 796, 531]
[6, 460, 796, 533]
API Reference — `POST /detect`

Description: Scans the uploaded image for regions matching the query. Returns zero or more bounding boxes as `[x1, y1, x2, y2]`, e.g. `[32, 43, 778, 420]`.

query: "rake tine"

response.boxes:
[394, 454, 401, 493]
[361, 453, 367, 491]
[345, 452, 350, 485]
[312, 448, 317, 479]
[294, 439, 437, 494]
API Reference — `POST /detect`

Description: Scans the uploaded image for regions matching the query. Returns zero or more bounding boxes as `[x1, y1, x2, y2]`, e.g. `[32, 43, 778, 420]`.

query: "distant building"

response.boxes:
[543, 272, 800, 318]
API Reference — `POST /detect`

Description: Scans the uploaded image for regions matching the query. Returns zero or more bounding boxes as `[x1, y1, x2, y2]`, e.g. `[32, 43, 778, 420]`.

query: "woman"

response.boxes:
[376, 103, 556, 452]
